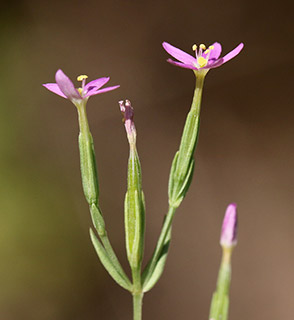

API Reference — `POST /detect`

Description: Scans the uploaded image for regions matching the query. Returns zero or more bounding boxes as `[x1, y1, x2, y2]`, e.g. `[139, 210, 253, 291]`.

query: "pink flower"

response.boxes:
[220, 203, 238, 247]
[43, 69, 119, 104]
[162, 42, 244, 71]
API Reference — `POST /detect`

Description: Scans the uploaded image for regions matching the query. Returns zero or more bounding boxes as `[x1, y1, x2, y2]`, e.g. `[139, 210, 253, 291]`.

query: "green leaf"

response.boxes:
[90, 203, 105, 236]
[90, 229, 132, 291]
[168, 151, 179, 200]
[143, 226, 171, 292]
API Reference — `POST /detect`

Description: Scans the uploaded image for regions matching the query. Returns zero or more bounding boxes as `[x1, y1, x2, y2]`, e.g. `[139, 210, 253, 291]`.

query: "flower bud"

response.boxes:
[119, 100, 136, 146]
[220, 203, 238, 248]
[119, 100, 145, 270]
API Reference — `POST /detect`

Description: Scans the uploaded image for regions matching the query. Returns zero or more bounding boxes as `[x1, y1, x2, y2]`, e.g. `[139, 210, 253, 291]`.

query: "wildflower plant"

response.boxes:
[43, 40, 243, 320]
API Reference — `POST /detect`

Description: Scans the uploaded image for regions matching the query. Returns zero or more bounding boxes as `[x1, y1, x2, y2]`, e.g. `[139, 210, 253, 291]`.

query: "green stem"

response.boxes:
[77, 101, 90, 135]
[176, 73, 205, 170]
[209, 247, 233, 320]
[133, 291, 143, 320]
[132, 266, 143, 320]
[216, 248, 232, 296]
[191, 72, 205, 113]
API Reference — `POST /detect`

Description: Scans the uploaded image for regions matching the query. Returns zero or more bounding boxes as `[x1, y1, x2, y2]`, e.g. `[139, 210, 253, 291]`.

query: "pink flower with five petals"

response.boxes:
[162, 41, 244, 71]
[43, 69, 119, 104]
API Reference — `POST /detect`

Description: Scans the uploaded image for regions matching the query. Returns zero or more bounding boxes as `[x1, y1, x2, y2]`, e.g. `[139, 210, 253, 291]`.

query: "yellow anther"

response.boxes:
[209, 45, 214, 50]
[192, 44, 197, 51]
[77, 75, 88, 81]
[197, 56, 208, 68]
[199, 44, 206, 50]
[204, 49, 210, 54]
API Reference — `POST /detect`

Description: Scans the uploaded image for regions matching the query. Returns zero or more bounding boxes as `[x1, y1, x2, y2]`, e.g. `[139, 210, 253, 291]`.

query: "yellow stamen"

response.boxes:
[192, 44, 197, 51]
[209, 45, 214, 50]
[77, 75, 88, 81]
[197, 56, 208, 68]
[199, 44, 206, 50]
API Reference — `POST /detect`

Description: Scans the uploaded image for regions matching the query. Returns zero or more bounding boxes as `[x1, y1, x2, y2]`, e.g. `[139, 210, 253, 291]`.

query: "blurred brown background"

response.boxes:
[0, 0, 293, 319]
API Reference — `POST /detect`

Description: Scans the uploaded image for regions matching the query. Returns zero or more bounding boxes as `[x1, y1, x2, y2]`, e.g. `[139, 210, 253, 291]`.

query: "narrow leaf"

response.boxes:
[143, 226, 171, 292]
[90, 229, 132, 291]
[90, 203, 105, 236]
[177, 158, 195, 198]
[168, 151, 179, 200]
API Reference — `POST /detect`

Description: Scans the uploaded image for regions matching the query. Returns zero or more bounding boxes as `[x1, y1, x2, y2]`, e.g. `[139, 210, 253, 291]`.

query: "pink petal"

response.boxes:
[221, 43, 244, 63]
[205, 43, 244, 69]
[162, 42, 197, 65]
[220, 203, 238, 247]
[167, 59, 198, 70]
[42, 83, 67, 98]
[205, 42, 222, 61]
[55, 69, 81, 100]
[85, 85, 120, 97]
[84, 77, 110, 93]
[204, 58, 224, 69]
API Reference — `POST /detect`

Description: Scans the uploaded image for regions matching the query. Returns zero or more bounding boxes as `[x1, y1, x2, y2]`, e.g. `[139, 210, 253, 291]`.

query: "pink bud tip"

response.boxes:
[220, 203, 238, 247]
[119, 99, 136, 139]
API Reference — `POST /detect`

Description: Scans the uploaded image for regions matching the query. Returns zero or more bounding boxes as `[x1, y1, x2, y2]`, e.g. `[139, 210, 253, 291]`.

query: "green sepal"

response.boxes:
[78, 131, 99, 205]
[90, 228, 132, 292]
[124, 189, 145, 269]
[142, 225, 171, 292]
[90, 203, 105, 236]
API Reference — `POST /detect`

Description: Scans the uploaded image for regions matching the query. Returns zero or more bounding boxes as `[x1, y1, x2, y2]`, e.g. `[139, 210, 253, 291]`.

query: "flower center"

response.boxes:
[192, 44, 214, 68]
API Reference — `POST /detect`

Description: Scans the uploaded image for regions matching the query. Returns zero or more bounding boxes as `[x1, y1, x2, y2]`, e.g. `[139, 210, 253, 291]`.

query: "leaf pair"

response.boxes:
[90, 204, 132, 291]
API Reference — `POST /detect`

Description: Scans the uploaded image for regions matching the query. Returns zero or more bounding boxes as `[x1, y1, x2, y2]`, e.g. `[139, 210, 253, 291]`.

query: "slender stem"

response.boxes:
[133, 291, 143, 320]
[191, 73, 205, 113]
[132, 266, 143, 320]
[209, 247, 233, 320]
[77, 102, 91, 138]
[217, 247, 232, 296]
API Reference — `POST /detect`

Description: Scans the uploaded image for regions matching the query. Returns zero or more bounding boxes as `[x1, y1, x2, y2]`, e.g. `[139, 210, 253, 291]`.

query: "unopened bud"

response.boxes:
[220, 203, 238, 248]
[119, 100, 136, 145]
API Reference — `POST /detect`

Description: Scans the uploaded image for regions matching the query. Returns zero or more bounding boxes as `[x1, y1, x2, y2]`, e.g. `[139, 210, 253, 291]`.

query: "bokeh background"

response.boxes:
[0, 0, 293, 319]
